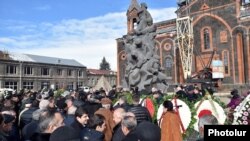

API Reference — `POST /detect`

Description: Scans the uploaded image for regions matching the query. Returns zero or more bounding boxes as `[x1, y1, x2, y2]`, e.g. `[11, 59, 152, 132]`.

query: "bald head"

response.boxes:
[113, 108, 126, 125]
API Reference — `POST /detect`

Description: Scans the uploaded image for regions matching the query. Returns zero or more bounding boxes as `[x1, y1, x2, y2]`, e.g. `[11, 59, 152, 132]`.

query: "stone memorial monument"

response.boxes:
[122, 2, 169, 93]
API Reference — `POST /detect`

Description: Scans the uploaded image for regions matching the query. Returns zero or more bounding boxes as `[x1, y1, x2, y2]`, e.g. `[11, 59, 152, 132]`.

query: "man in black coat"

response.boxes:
[135, 121, 161, 141]
[128, 94, 151, 124]
[121, 115, 139, 141]
[112, 108, 126, 141]
[71, 107, 89, 136]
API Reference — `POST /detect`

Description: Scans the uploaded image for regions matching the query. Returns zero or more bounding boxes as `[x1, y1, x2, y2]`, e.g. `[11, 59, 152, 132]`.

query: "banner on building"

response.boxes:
[212, 60, 224, 79]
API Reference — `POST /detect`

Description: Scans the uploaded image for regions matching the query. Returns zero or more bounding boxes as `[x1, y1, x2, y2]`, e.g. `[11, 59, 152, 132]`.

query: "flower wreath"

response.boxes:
[233, 94, 250, 125]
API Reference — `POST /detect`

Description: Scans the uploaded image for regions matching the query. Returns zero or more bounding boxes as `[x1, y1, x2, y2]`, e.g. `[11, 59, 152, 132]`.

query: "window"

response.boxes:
[5, 81, 17, 90]
[41, 81, 50, 89]
[6, 65, 16, 74]
[165, 57, 173, 77]
[77, 82, 83, 89]
[78, 70, 83, 77]
[55, 82, 59, 90]
[23, 82, 34, 90]
[24, 66, 33, 75]
[67, 82, 74, 90]
[57, 69, 62, 76]
[166, 58, 172, 68]
[133, 18, 137, 29]
[223, 50, 230, 75]
[92, 78, 95, 85]
[41, 68, 49, 76]
[204, 28, 210, 49]
[55, 82, 63, 90]
[67, 69, 72, 76]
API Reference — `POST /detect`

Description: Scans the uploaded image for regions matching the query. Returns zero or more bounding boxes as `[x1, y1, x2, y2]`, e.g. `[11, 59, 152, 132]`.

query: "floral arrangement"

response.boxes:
[233, 94, 250, 125]
[112, 90, 226, 139]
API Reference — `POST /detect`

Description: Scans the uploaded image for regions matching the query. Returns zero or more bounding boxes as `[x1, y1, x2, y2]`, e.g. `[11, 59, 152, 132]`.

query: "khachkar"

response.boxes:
[122, 3, 169, 93]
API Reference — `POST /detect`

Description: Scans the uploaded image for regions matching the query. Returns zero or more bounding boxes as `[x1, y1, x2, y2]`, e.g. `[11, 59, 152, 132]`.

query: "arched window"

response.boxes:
[165, 56, 173, 77]
[133, 18, 137, 29]
[204, 28, 210, 49]
[222, 50, 230, 75]
[201, 27, 213, 52]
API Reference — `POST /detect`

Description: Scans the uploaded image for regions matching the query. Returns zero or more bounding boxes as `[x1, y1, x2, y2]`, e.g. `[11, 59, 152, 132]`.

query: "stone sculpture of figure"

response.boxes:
[123, 3, 169, 93]
[134, 3, 156, 35]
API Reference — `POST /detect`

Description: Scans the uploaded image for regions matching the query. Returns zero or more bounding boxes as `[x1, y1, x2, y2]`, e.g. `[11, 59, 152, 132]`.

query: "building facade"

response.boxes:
[87, 69, 117, 88]
[117, 0, 250, 89]
[0, 51, 88, 91]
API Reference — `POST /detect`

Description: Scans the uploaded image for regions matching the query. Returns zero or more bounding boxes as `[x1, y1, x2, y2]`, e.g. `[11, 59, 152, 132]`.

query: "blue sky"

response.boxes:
[0, 0, 177, 70]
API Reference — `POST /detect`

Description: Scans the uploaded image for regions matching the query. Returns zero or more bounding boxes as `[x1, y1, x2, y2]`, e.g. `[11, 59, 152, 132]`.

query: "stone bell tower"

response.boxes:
[126, 0, 141, 34]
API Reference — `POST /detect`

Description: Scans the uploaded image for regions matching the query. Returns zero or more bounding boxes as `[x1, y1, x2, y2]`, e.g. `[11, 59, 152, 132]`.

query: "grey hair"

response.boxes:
[32, 109, 46, 121]
[38, 110, 58, 132]
[121, 115, 137, 131]
[198, 115, 218, 128]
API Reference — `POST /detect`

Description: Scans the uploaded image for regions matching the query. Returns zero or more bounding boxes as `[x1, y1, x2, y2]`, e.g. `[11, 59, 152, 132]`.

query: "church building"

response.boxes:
[117, 0, 250, 89]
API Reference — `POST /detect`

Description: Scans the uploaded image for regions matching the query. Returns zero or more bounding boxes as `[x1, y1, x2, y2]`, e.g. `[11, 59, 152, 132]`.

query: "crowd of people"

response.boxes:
[0, 84, 249, 141]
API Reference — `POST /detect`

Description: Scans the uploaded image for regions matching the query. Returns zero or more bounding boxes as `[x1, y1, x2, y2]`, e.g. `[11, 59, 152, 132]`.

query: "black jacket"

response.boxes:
[128, 104, 152, 124]
[112, 124, 125, 141]
[20, 107, 38, 129]
[71, 119, 84, 136]
[30, 132, 51, 141]
[122, 130, 139, 141]
[81, 128, 104, 141]
[22, 120, 39, 140]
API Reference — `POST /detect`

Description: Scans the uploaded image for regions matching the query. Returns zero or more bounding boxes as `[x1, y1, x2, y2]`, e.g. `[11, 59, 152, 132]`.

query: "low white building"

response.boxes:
[0, 51, 87, 91]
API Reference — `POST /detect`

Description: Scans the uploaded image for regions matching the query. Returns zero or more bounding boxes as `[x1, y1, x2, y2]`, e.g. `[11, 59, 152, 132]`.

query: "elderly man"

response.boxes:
[112, 108, 126, 141]
[121, 115, 139, 141]
[197, 114, 218, 141]
[30, 109, 64, 141]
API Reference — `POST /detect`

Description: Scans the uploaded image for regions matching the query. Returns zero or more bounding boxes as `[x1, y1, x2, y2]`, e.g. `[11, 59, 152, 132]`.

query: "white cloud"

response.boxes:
[34, 5, 51, 11]
[149, 7, 177, 22]
[1, 7, 176, 71]
[0, 38, 16, 44]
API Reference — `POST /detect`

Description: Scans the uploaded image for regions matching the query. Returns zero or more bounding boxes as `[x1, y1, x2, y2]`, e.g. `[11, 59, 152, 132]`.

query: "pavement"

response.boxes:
[213, 92, 230, 105]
